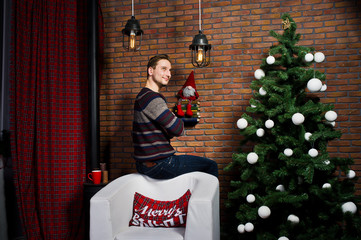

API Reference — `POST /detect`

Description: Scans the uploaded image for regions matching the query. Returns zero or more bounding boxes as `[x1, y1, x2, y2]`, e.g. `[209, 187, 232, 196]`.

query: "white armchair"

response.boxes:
[90, 171, 220, 240]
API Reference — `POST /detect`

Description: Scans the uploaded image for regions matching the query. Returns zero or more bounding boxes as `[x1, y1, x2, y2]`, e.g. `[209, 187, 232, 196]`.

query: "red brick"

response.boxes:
[241, 4, 261, 9]
[313, 3, 335, 10]
[325, 20, 346, 27]
[335, 2, 355, 7]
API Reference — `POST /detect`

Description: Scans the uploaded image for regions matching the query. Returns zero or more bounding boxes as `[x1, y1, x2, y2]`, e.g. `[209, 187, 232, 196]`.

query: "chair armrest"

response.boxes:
[90, 174, 140, 240]
[185, 173, 220, 240]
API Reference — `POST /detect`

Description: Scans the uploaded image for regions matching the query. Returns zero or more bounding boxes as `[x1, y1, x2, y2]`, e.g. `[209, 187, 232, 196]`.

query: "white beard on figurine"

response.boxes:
[183, 86, 196, 98]
[176, 71, 199, 117]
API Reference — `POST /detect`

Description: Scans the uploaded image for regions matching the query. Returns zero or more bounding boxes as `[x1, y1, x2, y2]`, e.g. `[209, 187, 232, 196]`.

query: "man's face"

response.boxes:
[149, 59, 172, 87]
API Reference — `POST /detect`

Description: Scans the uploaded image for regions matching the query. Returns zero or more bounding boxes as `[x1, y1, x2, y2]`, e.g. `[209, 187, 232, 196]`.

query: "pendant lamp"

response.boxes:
[189, 0, 212, 67]
[122, 0, 143, 51]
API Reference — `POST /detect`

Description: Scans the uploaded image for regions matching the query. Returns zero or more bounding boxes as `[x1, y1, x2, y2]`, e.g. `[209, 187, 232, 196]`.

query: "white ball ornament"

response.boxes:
[292, 113, 305, 125]
[304, 53, 314, 62]
[307, 78, 323, 92]
[276, 184, 285, 192]
[258, 206, 271, 219]
[254, 69, 265, 79]
[342, 202, 357, 214]
[237, 224, 245, 233]
[305, 132, 312, 141]
[278, 237, 289, 240]
[259, 87, 267, 96]
[321, 84, 327, 92]
[287, 214, 300, 224]
[246, 194, 256, 203]
[326, 121, 336, 127]
[284, 148, 293, 157]
[322, 183, 331, 189]
[298, 176, 303, 184]
[266, 55, 275, 65]
[314, 52, 325, 63]
[244, 222, 254, 232]
[265, 119, 274, 129]
[308, 148, 318, 158]
[347, 170, 356, 179]
[237, 118, 248, 129]
[256, 128, 265, 137]
[247, 152, 259, 164]
[325, 110, 337, 121]
[251, 104, 257, 108]
[324, 160, 330, 165]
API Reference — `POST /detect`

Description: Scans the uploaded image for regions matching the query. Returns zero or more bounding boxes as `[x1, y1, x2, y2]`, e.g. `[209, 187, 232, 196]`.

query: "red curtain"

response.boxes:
[9, 0, 101, 239]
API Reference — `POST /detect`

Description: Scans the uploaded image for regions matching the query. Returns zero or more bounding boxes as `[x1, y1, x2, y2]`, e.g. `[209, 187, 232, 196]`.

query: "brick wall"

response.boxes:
[99, 0, 361, 215]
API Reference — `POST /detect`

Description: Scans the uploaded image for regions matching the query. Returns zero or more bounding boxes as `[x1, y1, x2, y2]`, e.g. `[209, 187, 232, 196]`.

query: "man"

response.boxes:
[132, 54, 218, 179]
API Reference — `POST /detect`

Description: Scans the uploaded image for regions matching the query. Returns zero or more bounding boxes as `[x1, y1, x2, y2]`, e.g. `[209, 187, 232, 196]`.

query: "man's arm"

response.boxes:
[141, 91, 184, 138]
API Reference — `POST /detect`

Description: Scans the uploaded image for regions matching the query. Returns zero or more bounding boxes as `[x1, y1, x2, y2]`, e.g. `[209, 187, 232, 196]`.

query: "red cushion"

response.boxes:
[129, 189, 191, 228]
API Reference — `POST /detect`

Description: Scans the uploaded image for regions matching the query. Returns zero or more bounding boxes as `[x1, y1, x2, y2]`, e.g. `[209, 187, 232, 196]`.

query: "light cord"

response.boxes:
[132, 0, 134, 16]
[199, 0, 202, 31]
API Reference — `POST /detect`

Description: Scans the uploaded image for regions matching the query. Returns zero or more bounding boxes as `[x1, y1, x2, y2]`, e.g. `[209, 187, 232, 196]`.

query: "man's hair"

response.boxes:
[147, 54, 171, 78]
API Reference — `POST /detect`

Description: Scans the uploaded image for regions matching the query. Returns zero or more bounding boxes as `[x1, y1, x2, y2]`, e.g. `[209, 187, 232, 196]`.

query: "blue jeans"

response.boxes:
[136, 155, 218, 179]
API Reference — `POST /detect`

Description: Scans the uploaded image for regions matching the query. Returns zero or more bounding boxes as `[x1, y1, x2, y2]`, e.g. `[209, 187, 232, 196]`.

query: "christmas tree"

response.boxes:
[224, 13, 361, 240]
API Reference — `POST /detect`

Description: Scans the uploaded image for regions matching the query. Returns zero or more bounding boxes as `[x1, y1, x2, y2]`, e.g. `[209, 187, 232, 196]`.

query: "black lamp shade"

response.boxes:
[189, 31, 212, 67]
[122, 16, 143, 51]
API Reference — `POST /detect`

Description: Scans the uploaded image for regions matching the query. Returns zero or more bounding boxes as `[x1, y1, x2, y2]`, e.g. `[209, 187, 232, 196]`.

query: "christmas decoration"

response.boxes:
[326, 121, 336, 127]
[284, 148, 293, 157]
[247, 152, 258, 164]
[259, 87, 267, 96]
[314, 52, 325, 63]
[176, 71, 199, 117]
[244, 222, 254, 232]
[266, 55, 275, 65]
[325, 110, 337, 121]
[347, 170, 356, 179]
[237, 118, 248, 129]
[308, 148, 318, 157]
[304, 53, 314, 62]
[341, 202, 357, 214]
[258, 206, 271, 219]
[287, 214, 300, 224]
[237, 224, 245, 233]
[254, 69, 265, 79]
[282, 17, 291, 29]
[307, 78, 322, 92]
[256, 128, 265, 137]
[276, 184, 285, 192]
[320, 84, 327, 91]
[265, 119, 274, 129]
[246, 194, 256, 203]
[291, 113, 305, 125]
[298, 176, 303, 184]
[304, 132, 312, 141]
[173, 100, 200, 126]
[224, 13, 361, 240]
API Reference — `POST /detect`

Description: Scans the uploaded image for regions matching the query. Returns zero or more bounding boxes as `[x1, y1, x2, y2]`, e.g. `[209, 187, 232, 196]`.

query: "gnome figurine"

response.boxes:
[176, 71, 199, 117]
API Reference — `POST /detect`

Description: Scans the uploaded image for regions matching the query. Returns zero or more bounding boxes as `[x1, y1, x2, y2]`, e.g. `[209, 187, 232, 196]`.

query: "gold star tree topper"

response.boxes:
[282, 18, 291, 30]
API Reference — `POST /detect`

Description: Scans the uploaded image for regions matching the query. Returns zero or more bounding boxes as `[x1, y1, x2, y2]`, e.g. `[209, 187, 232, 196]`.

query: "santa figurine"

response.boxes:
[176, 71, 199, 117]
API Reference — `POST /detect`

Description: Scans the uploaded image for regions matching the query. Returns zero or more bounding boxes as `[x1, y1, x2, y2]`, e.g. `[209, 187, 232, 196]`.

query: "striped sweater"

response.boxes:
[132, 88, 184, 162]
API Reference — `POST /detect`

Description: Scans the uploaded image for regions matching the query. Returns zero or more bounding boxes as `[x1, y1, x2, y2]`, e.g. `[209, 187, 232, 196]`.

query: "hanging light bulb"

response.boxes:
[189, 0, 212, 67]
[196, 48, 204, 63]
[122, 0, 143, 52]
[129, 30, 136, 50]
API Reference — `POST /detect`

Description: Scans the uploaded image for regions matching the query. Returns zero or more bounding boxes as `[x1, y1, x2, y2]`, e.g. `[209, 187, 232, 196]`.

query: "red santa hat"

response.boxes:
[177, 71, 199, 100]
